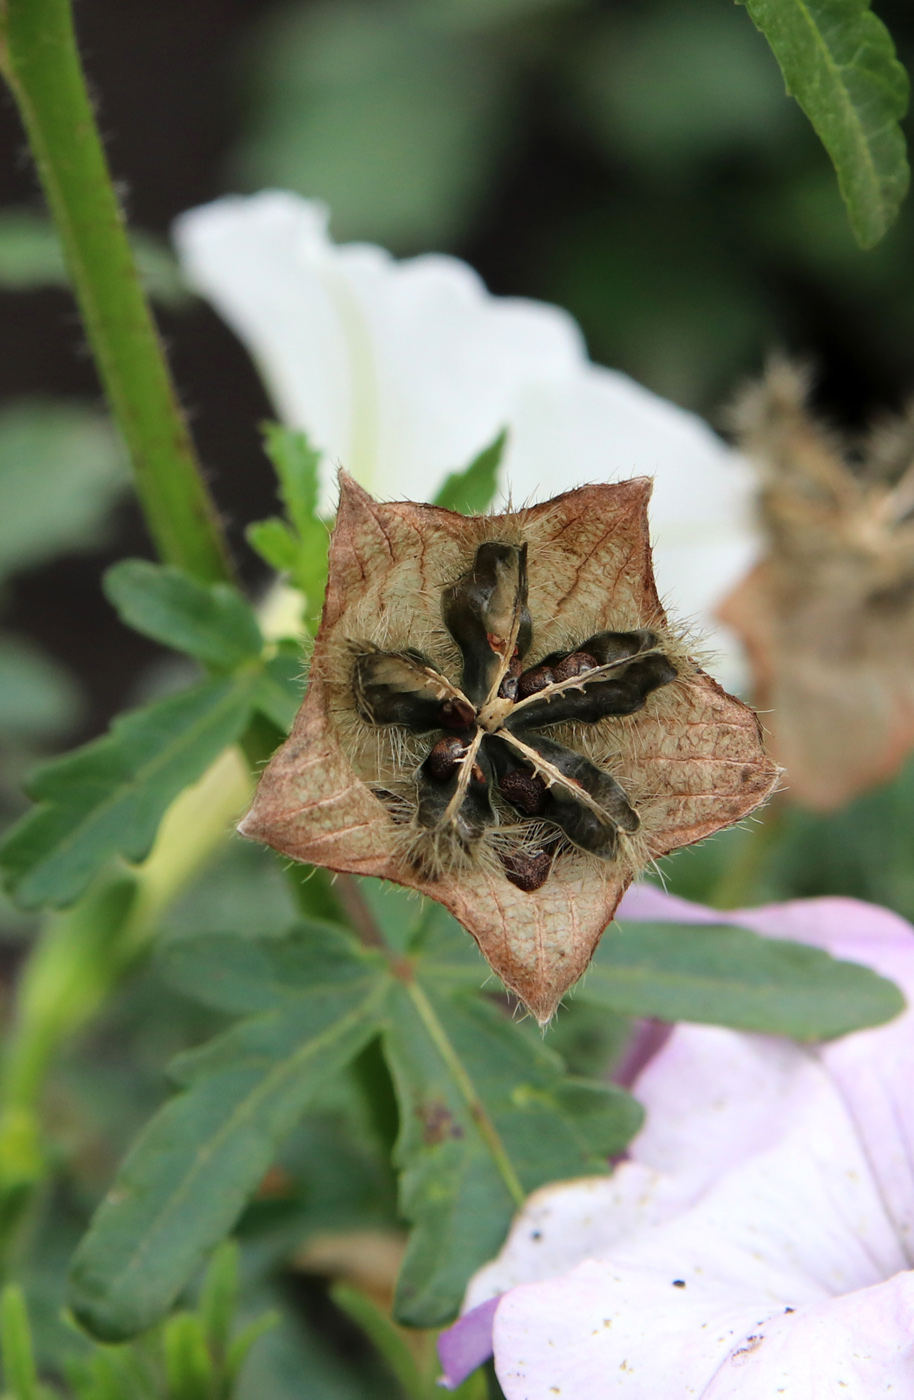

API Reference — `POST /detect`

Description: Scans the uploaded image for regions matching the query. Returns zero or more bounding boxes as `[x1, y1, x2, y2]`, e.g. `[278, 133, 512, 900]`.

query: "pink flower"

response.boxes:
[440, 888, 914, 1396]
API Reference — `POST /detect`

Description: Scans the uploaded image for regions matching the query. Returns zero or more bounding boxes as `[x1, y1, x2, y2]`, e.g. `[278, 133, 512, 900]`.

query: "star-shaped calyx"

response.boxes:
[241, 473, 778, 1023]
[353, 541, 677, 891]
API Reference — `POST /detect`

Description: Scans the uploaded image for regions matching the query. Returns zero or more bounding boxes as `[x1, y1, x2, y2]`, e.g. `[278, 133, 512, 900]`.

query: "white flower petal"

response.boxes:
[174, 190, 757, 684]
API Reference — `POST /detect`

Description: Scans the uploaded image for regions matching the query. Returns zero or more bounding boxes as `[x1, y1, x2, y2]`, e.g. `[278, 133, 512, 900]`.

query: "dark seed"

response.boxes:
[518, 664, 556, 698]
[440, 697, 477, 730]
[498, 767, 548, 816]
[552, 651, 598, 682]
[426, 736, 468, 781]
[501, 847, 554, 892]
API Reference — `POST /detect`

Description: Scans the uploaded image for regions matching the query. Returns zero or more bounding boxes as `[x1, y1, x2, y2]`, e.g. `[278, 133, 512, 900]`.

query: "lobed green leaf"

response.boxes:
[386, 981, 641, 1327]
[103, 560, 263, 671]
[433, 430, 506, 515]
[580, 920, 905, 1038]
[68, 927, 385, 1341]
[0, 676, 258, 909]
[251, 425, 330, 610]
[738, 0, 910, 246]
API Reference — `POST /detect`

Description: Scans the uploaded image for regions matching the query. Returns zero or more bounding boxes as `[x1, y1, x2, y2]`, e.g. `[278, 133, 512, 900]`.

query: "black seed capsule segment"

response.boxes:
[353, 648, 471, 733]
[493, 732, 638, 859]
[513, 652, 677, 729]
[416, 743, 494, 846]
[442, 542, 533, 705]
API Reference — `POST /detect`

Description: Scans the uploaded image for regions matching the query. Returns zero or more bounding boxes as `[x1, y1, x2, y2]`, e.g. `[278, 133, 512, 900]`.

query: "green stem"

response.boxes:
[0, 0, 232, 583]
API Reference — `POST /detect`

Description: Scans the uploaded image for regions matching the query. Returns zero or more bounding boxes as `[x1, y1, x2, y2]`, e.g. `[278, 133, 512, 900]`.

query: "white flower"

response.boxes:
[173, 192, 756, 685]
[442, 888, 914, 1397]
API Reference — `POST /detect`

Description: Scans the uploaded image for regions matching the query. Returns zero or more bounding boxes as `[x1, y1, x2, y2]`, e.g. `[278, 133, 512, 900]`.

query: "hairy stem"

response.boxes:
[0, 0, 232, 583]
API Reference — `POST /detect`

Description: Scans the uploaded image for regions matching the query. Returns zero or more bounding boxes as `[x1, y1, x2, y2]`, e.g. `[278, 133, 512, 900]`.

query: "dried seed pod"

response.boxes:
[442, 542, 533, 704]
[416, 742, 493, 846]
[241, 473, 779, 1025]
[353, 648, 469, 732]
[513, 652, 677, 728]
[497, 648, 523, 701]
[492, 732, 639, 858]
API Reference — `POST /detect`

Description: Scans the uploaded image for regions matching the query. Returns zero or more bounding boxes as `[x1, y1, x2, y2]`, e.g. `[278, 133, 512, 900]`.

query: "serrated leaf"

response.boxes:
[256, 426, 330, 608]
[738, 0, 909, 247]
[68, 928, 385, 1341]
[0, 403, 126, 580]
[577, 919, 905, 1038]
[104, 561, 263, 671]
[384, 982, 641, 1327]
[160, 920, 372, 1016]
[246, 518, 299, 575]
[0, 676, 258, 909]
[433, 430, 506, 515]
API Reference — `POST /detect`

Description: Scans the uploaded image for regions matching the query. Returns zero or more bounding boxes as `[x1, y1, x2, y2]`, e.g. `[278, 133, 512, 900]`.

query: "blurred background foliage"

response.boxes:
[0, 0, 913, 1394]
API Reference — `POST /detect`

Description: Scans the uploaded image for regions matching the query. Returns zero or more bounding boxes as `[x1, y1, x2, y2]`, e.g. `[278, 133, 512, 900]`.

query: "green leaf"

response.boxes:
[738, 0, 910, 246]
[246, 518, 299, 575]
[329, 1285, 426, 1400]
[0, 1286, 39, 1400]
[103, 560, 264, 671]
[0, 402, 126, 581]
[197, 1239, 239, 1359]
[1, 675, 258, 909]
[247, 426, 330, 615]
[433, 431, 506, 515]
[162, 1314, 213, 1400]
[385, 981, 641, 1327]
[68, 927, 386, 1341]
[223, 1311, 280, 1386]
[578, 920, 905, 1038]
[261, 423, 321, 542]
[0, 211, 189, 305]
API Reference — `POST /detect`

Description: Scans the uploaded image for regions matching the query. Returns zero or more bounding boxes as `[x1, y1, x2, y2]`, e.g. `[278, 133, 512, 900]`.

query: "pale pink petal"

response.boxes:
[495, 1264, 914, 1399]
[493, 1258, 790, 1400]
[464, 1166, 689, 1310]
[620, 887, 914, 1262]
[702, 1272, 914, 1398]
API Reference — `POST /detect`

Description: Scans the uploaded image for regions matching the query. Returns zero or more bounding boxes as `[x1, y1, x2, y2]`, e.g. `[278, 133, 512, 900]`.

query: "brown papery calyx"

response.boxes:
[240, 472, 778, 1023]
[719, 356, 914, 811]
